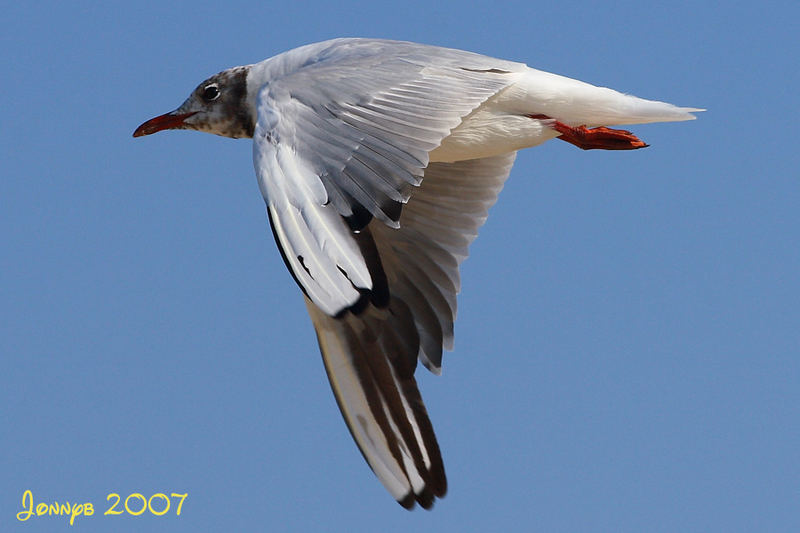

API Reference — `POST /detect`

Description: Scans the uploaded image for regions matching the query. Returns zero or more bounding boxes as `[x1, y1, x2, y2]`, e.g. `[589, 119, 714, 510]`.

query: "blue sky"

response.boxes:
[3, 1, 798, 532]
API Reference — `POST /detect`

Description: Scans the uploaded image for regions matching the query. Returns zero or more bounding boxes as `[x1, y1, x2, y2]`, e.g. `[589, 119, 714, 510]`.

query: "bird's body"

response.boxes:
[134, 38, 702, 509]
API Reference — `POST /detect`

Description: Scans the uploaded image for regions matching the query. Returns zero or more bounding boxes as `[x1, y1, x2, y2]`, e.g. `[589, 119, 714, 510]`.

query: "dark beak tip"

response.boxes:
[132, 116, 164, 138]
[132, 111, 196, 139]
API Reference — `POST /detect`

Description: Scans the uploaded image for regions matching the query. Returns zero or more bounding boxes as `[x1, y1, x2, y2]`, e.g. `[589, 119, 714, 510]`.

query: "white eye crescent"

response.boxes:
[201, 84, 220, 102]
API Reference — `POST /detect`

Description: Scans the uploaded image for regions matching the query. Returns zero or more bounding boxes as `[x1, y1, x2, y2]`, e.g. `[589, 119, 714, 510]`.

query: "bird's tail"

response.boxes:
[519, 67, 704, 127]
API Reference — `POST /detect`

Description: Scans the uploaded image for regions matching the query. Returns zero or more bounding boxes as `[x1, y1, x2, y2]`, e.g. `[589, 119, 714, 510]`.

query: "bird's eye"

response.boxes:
[201, 84, 220, 102]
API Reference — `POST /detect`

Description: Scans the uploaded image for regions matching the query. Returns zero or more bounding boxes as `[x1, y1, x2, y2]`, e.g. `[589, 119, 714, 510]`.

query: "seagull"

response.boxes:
[134, 37, 702, 509]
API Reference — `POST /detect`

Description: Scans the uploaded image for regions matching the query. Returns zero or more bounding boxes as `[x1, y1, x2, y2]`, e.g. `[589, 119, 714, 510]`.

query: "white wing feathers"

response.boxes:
[266, 203, 371, 316]
[256, 135, 373, 315]
[254, 55, 517, 316]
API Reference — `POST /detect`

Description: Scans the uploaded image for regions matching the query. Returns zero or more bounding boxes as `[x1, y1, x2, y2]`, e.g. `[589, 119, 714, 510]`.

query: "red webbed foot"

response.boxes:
[530, 114, 649, 150]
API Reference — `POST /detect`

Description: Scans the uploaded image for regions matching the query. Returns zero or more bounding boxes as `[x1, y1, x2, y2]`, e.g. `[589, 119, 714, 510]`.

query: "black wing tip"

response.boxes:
[381, 198, 403, 224]
[337, 225, 391, 317]
[332, 287, 385, 318]
[344, 204, 373, 231]
[432, 467, 448, 497]
[343, 199, 404, 232]
[415, 485, 437, 510]
[397, 480, 447, 511]
[398, 492, 417, 510]
[342, 289, 372, 316]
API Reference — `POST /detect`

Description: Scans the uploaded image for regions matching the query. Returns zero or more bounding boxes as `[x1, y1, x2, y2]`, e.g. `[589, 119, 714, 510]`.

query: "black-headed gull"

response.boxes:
[134, 38, 702, 509]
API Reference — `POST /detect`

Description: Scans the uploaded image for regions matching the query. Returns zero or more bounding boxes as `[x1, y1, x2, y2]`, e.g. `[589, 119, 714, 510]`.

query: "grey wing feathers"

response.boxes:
[305, 153, 517, 508]
[261, 60, 516, 227]
[255, 42, 520, 316]
[372, 153, 517, 371]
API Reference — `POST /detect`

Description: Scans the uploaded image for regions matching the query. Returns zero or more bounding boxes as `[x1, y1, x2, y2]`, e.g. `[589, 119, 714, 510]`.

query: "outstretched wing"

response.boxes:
[306, 154, 518, 508]
[253, 41, 520, 315]
[251, 40, 523, 508]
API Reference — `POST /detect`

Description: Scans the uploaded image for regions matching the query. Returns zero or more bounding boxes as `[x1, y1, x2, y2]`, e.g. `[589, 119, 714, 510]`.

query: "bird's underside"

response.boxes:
[132, 37, 702, 510]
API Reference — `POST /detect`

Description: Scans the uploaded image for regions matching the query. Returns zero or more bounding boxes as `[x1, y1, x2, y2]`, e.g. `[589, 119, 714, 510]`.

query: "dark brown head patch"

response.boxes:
[222, 67, 255, 138]
[189, 66, 255, 139]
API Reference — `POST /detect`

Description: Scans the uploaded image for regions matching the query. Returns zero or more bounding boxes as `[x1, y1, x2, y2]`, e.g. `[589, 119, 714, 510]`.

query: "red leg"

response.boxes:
[529, 114, 649, 150]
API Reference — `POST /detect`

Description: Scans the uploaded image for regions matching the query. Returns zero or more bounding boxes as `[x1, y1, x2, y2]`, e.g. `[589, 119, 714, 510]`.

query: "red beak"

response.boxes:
[133, 111, 197, 137]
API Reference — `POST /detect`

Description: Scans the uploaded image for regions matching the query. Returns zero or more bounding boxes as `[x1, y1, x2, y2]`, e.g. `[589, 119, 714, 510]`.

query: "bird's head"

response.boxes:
[133, 66, 255, 139]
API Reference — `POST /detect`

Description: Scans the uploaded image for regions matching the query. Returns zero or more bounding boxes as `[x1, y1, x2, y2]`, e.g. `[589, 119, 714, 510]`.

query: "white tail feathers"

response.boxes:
[600, 94, 705, 125]
[516, 67, 705, 127]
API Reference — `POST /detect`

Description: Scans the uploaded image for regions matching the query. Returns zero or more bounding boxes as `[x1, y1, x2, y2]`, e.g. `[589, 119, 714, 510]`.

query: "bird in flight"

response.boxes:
[134, 38, 702, 509]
